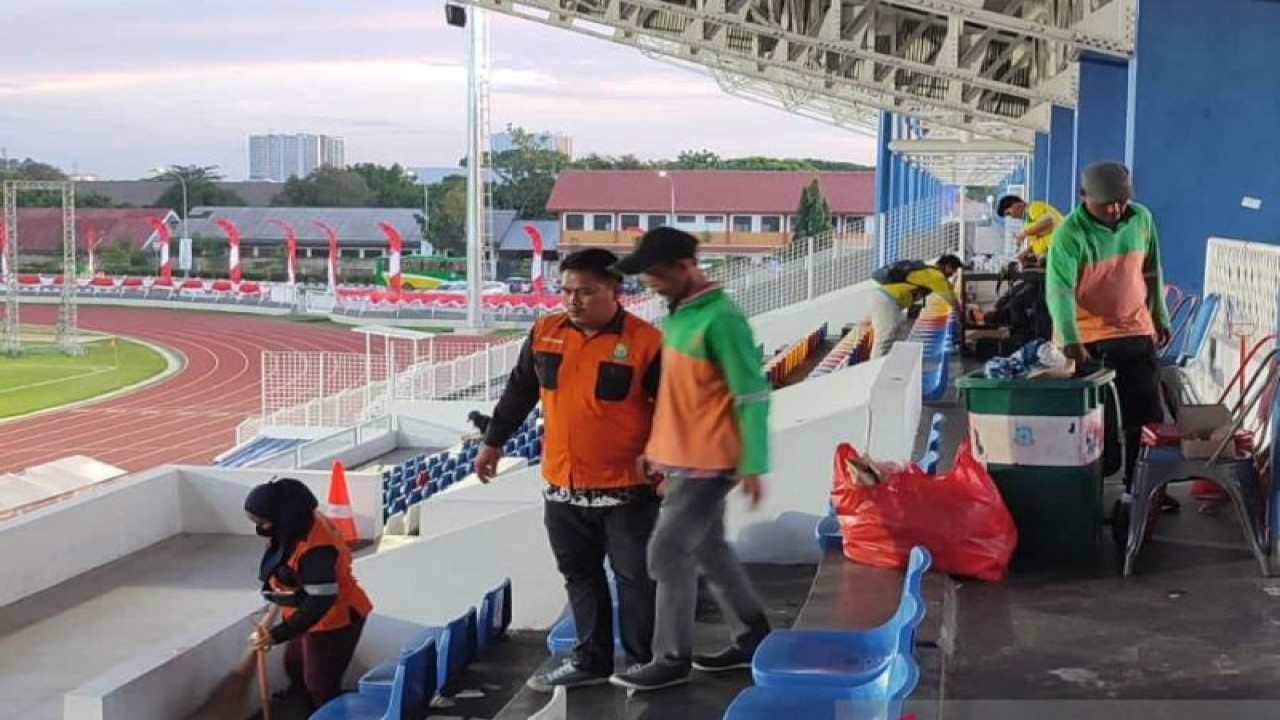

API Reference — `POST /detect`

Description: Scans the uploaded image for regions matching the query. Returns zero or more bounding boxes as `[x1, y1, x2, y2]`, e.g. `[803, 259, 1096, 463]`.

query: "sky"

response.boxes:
[0, 0, 879, 181]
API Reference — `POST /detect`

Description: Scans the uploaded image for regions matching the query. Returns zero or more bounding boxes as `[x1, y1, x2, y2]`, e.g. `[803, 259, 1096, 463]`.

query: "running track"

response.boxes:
[0, 307, 498, 474]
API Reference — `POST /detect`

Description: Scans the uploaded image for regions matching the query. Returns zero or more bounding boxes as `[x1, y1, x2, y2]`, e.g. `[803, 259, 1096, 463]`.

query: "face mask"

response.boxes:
[255, 525, 274, 538]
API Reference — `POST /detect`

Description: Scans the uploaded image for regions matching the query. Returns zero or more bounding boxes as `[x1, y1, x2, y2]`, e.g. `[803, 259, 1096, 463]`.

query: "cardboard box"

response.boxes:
[1175, 404, 1235, 459]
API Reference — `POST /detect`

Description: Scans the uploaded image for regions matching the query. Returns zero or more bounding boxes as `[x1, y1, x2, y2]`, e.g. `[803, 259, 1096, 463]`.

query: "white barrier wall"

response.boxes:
[0, 466, 179, 608]
[177, 466, 384, 540]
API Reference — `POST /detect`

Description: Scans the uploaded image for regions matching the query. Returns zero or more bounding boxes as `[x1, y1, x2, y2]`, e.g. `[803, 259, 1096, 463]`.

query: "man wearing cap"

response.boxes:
[1045, 161, 1173, 525]
[997, 194, 1065, 265]
[475, 248, 664, 692]
[608, 227, 773, 692]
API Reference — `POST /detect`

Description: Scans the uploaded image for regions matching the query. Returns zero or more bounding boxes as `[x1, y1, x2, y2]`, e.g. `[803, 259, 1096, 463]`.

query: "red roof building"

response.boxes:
[10, 208, 177, 256]
[546, 170, 875, 253]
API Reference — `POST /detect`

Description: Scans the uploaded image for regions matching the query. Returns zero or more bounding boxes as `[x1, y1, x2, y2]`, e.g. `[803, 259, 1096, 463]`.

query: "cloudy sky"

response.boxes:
[0, 0, 878, 181]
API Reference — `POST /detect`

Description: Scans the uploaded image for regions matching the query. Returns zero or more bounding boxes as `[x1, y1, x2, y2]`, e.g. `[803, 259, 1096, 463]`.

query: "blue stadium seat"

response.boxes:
[752, 547, 930, 690]
[814, 514, 842, 551]
[360, 610, 480, 696]
[315, 637, 435, 720]
[477, 578, 512, 650]
[724, 653, 919, 720]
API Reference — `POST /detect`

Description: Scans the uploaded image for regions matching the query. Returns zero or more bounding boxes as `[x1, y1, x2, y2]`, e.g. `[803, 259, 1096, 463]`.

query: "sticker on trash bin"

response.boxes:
[969, 408, 1104, 466]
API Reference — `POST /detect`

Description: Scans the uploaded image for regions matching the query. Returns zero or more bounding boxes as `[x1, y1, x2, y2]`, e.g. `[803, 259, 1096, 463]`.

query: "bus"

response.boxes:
[373, 254, 466, 290]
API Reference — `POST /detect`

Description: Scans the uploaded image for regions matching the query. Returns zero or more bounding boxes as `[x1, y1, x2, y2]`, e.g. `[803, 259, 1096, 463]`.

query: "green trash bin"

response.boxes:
[955, 369, 1116, 566]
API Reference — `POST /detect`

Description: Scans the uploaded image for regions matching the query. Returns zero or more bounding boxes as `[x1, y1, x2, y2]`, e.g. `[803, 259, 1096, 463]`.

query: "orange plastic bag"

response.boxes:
[833, 442, 1018, 581]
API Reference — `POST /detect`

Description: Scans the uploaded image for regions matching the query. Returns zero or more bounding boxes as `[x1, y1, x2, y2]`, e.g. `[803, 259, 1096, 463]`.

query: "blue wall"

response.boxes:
[1032, 132, 1050, 200]
[1074, 52, 1129, 190]
[1127, 0, 1280, 294]
[1047, 106, 1076, 210]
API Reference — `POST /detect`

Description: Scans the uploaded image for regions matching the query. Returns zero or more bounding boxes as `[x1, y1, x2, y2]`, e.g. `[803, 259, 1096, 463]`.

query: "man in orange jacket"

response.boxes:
[475, 248, 664, 692]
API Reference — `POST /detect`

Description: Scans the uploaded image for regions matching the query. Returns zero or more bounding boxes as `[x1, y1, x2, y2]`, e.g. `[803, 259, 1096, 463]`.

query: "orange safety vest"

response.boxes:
[268, 511, 374, 633]
[530, 311, 662, 492]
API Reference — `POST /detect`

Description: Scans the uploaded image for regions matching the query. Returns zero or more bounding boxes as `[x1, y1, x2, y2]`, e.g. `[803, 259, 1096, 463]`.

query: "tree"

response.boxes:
[153, 165, 246, 210]
[670, 150, 721, 169]
[490, 127, 571, 219]
[792, 178, 833, 245]
[569, 153, 650, 170]
[348, 163, 425, 208]
[425, 175, 467, 255]
[272, 167, 375, 207]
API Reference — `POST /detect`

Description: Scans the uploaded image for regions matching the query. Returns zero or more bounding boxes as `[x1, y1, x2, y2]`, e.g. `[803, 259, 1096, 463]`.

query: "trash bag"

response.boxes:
[832, 442, 1018, 581]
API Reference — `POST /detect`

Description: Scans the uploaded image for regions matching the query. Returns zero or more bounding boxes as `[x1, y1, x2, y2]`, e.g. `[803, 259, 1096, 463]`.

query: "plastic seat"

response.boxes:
[814, 514, 842, 551]
[361, 608, 476, 697]
[1161, 293, 1219, 368]
[724, 652, 919, 720]
[477, 578, 512, 650]
[314, 637, 434, 720]
[752, 547, 931, 689]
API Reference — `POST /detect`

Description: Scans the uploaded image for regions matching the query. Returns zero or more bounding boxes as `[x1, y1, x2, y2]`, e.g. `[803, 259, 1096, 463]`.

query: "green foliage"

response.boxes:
[792, 178, 833, 245]
[272, 167, 375, 207]
[153, 165, 246, 211]
[491, 127, 571, 219]
[348, 163, 425, 208]
[98, 239, 152, 275]
[425, 175, 467, 255]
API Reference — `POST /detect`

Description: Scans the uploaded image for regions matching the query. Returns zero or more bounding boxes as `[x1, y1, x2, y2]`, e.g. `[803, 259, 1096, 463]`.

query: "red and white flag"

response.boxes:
[378, 222, 404, 296]
[524, 224, 545, 294]
[270, 220, 299, 286]
[314, 221, 339, 293]
[215, 218, 242, 283]
[146, 216, 173, 282]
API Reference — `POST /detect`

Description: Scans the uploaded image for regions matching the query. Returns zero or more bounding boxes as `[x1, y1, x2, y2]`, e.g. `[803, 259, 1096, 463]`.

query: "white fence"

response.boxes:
[1197, 237, 1280, 404]
[251, 210, 958, 434]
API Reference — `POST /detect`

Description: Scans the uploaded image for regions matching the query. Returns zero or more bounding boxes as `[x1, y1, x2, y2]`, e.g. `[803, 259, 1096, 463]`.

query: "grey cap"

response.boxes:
[1080, 161, 1132, 203]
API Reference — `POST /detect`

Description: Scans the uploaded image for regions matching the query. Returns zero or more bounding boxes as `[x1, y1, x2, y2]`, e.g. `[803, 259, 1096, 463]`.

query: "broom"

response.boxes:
[188, 606, 280, 720]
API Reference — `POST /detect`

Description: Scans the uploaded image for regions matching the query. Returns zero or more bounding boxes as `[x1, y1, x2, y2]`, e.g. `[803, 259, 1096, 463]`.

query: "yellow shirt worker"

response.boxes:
[997, 195, 1065, 262]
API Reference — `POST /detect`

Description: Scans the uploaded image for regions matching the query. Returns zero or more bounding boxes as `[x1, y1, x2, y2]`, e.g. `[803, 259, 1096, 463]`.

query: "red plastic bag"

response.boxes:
[833, 441, 1018, 581]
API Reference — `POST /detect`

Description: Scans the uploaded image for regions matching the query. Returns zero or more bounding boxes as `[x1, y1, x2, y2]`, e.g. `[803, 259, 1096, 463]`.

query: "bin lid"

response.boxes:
[955, 368, 1116, 390]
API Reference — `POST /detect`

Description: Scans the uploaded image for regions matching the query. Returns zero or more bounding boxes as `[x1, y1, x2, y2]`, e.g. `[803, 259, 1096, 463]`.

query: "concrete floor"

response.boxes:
[0, 534, 263, 720]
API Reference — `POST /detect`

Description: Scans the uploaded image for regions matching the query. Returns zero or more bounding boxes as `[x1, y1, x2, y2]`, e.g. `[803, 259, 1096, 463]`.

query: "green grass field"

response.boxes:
[0, 330, 170, 419]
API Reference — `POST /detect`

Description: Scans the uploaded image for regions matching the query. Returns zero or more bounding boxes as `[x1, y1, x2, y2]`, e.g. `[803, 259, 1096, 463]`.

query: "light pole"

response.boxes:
[153, 166, 190, 276]
[408, 171, 431, 255]
[657, 170, 676, 226]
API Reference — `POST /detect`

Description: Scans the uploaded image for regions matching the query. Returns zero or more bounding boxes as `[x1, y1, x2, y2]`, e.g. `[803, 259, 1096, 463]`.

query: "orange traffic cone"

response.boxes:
[326, 460, 359, 546]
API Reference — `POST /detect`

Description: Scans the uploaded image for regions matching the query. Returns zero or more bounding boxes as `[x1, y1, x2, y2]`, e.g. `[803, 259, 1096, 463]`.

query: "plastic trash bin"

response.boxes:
[955, 369, 1116, 565]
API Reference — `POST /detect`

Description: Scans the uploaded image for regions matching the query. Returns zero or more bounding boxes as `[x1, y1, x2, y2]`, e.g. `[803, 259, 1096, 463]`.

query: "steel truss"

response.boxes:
[455, 0, 1133, 145]
[1, 180, 80, 356]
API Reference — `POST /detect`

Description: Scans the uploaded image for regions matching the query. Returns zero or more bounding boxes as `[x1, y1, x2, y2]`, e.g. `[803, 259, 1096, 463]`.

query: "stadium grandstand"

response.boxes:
[3, 1, 1280, 720]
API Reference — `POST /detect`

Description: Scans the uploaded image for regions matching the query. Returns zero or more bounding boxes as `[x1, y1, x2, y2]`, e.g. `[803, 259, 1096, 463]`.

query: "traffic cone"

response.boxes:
[326, 460, 359, 546]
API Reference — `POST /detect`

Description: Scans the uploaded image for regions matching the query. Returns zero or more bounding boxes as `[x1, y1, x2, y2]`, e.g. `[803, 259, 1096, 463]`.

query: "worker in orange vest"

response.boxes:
[245, 478, 374, 711]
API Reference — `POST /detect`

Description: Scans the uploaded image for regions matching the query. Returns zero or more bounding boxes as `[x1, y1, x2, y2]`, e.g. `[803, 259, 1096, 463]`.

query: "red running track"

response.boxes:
[0, 307, 499, 474]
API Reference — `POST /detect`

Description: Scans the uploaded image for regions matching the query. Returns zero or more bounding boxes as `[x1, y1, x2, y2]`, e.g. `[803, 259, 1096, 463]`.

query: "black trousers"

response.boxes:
[544, 489, 660, 671]
[284, 612, 366, 710]
[1089, 336, 1164, 489]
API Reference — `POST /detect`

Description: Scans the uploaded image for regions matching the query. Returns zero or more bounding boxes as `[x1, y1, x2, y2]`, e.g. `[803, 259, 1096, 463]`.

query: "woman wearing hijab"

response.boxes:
[244, 478, 374, 710]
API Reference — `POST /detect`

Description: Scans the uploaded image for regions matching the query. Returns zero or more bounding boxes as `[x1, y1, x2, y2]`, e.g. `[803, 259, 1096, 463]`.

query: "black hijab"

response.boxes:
[244, 478, 319, 582]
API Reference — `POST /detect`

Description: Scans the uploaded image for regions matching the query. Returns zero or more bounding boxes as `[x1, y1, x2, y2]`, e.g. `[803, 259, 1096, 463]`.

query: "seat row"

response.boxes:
[310, 579, 513, 720]
[723, 548, 931, 720]
[764, 323, 829, 388]
[809, 321, 874, 379]
[907, 298, 957, 402]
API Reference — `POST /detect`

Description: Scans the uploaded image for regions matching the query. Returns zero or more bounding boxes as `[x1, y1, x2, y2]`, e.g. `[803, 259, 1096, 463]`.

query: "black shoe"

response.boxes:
[692, 646, 754, 673]
[609, 662, 690, 692]
[525, 660, 610, 693]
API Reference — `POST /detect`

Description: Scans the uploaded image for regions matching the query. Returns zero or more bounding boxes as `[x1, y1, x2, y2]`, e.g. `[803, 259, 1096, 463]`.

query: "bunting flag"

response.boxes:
[146, 215, 173, 282]
[85, 225, 101, 277]
[0, 222, 8, 282]
[214, 218, 242, 283]
[377, 222, 404, 296]
[313, 221, 340, 293]
[523, 224, 545, 295]
[269, 219, 299, 285]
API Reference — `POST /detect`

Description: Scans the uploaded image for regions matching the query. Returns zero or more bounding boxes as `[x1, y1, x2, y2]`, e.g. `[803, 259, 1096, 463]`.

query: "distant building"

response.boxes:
[8, 208, 176, 269]
[546, 170, 874, 255]
[248, 134, 346, 182]
[491, 127, 572, 158]
[77, 180, 282, 207]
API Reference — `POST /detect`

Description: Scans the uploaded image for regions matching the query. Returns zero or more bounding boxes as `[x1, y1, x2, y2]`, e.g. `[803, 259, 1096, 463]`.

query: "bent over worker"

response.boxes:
[867, 254, 964, 358]
[475, 247, 664, 692]
[245, 478, 373, 711]
[997, 195, 1065, 265]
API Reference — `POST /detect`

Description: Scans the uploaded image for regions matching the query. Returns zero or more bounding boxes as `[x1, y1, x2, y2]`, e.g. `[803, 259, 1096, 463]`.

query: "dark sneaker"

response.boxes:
[608, 662, 690, 692]
[526, 660, 610, 693]
[693, 646, 755, 672]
